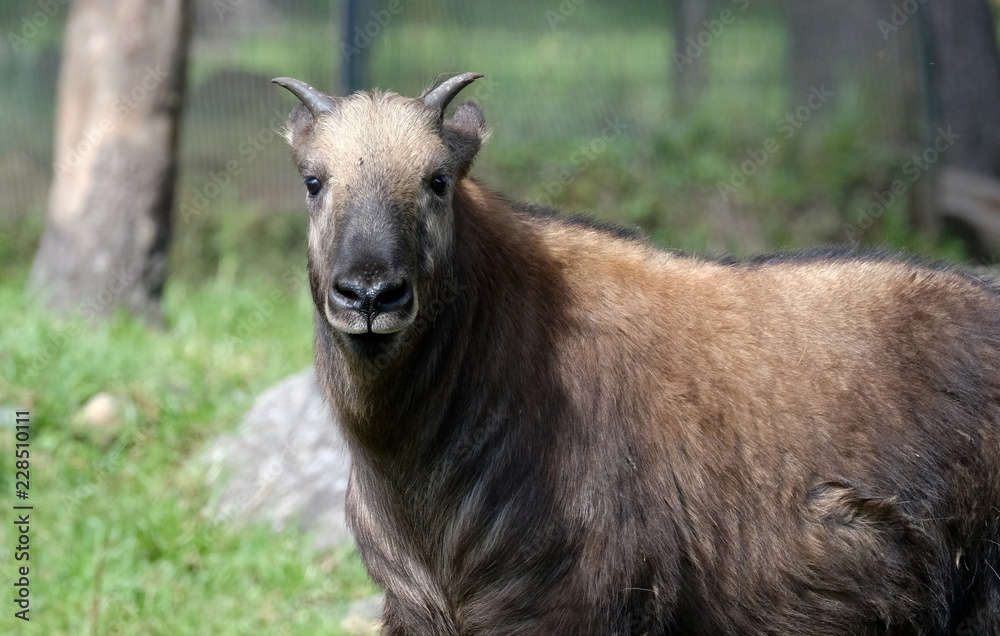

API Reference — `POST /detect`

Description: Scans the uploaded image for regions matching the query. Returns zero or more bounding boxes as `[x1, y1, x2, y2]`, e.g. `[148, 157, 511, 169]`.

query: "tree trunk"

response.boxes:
[921, 0, 1000, 260]
[340, 0, 373, 95]
[28, 0, 191, 323]
[785, 0, 877, 99]
[924, 0, 1000, 177]
[672, 0, 712, 114]
[784, 0, 921, 141]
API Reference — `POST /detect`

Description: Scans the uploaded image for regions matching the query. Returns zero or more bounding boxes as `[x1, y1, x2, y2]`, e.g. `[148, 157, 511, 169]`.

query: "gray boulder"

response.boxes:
[199, 367, 353, 548]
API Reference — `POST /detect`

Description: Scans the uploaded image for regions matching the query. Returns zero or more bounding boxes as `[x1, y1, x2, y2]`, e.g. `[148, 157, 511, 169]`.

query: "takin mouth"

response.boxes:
[341, 330, 399, 359]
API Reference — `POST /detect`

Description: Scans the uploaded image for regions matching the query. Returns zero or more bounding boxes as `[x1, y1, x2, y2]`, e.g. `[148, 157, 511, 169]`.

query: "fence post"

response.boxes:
[340, 0, 372, 95]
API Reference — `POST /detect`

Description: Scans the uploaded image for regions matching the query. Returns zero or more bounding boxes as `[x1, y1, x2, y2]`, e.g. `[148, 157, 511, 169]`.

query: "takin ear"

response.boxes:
[443, 101, 489, 178]
[284, 104, 315, 147]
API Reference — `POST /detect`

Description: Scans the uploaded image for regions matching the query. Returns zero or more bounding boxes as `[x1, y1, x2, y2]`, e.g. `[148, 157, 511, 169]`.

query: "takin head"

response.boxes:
[274, 73, 487, 360]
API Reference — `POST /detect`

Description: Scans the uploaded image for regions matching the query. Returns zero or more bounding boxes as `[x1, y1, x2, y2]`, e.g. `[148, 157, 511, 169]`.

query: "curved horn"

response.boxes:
[271, 77, 336, 116]
[423, 72, 484, 113]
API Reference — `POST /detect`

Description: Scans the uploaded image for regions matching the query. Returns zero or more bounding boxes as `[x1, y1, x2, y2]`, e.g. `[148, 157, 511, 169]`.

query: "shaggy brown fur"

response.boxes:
[279, 74, 1000, 635]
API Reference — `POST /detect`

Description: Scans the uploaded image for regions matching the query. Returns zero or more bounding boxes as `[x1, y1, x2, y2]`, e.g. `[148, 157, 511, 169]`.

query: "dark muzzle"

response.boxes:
[329, 274, 413, 330]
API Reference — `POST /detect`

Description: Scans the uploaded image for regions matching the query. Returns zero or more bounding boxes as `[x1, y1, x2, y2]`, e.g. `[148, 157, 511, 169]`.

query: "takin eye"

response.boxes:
[304, 176, 322, 196]
[429, 175, 449, 197]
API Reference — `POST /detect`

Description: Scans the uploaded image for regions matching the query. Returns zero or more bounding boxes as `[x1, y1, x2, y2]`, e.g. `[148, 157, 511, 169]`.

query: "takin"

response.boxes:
[274, 73, 1000, 635]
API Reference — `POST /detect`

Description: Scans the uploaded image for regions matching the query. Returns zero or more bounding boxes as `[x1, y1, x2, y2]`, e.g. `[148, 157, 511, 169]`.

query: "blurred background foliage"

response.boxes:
[1, 0, 999, 633]
[4, 0, 992, 286]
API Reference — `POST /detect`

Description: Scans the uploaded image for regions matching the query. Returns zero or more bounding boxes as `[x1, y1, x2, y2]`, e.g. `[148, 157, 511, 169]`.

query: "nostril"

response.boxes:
[329, 277, 412, 316]
[373, 280, 412, 312]
[336, 284, 360, 301]
[330, 279, 366, 309]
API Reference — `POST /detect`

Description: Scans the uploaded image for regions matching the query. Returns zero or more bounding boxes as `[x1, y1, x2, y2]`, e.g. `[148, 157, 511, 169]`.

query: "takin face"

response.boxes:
[275, 74, 487, 360]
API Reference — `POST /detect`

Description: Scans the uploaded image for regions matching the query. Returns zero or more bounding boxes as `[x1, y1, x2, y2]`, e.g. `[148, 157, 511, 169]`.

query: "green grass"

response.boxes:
[0, 268, 377, 635]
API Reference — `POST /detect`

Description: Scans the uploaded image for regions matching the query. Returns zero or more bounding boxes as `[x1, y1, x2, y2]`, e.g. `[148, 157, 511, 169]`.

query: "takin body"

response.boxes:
[275, 73, 1000, 635]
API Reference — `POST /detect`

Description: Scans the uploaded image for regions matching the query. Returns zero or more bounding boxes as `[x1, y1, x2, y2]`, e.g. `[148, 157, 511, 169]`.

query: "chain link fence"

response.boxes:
[4, 0, 978, 259]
